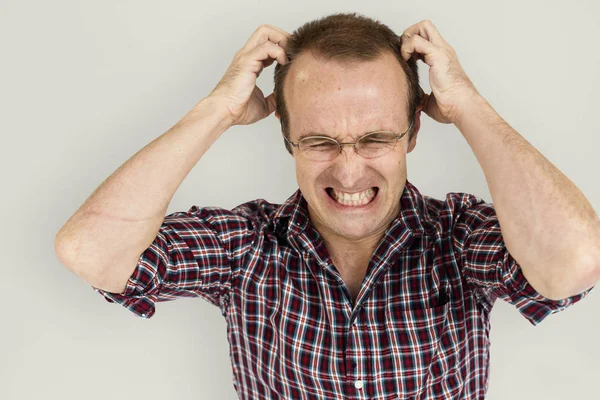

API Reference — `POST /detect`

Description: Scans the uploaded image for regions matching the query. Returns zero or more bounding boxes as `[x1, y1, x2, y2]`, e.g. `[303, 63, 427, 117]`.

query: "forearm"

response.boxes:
[54, 97, 233, 274]
[454, 94, 600, 299]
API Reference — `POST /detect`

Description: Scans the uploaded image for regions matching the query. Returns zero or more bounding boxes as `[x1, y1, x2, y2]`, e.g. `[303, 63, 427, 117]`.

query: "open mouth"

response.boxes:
[325, 187, 379, 207]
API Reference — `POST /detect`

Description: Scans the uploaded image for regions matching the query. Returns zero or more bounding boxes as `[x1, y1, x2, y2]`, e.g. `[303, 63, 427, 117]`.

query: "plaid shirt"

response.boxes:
[94, 179, 592, 399]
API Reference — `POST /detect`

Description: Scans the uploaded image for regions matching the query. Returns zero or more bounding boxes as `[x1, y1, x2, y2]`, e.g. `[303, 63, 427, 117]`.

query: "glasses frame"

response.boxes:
[283, 120, 414, 161]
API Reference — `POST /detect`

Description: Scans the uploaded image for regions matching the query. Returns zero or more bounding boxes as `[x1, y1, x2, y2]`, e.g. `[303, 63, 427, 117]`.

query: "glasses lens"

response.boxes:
[357, 132, 398, 158]
[298, 137, 339, 161]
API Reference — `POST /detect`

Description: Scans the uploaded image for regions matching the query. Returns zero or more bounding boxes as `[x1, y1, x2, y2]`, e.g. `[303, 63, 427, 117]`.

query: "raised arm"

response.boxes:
[54, 25, 291, 294]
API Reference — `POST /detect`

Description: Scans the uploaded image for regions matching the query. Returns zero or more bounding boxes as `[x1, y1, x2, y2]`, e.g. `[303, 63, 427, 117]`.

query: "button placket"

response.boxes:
[350, 306, 366, 393]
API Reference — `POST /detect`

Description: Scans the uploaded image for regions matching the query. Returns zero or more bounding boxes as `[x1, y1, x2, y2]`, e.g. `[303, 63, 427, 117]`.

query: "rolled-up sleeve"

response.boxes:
[93, 205, 258, 319]
[451, 196, 594, 326]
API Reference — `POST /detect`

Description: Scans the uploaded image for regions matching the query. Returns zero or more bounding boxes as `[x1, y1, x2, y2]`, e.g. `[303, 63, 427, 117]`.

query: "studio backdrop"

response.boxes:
[1, 0, 599, 399]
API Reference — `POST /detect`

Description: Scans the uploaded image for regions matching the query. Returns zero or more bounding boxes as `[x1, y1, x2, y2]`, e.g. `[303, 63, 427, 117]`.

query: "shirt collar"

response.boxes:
[272, 179, 431, 238]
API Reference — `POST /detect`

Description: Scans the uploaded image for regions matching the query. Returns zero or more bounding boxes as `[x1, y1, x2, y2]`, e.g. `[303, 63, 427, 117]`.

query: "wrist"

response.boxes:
[452, 91, 489, 128]
[183, 97, 235, 132]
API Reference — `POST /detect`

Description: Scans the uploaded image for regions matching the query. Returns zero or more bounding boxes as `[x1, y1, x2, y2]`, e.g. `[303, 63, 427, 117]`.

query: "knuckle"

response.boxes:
[261, 40, 276, 50]
[279, 48, 288, 61]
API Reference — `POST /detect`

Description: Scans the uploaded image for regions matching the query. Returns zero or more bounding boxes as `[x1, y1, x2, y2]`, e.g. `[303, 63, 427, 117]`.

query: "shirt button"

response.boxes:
[354, 380, 364, 389]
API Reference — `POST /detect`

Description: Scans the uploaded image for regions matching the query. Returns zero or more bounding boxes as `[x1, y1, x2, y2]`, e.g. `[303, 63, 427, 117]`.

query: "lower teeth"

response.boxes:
[329, 189, 376, 205]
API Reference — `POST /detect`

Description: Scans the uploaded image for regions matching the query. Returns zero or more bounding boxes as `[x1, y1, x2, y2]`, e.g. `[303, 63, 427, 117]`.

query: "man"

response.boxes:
[54, 12, 599, 400]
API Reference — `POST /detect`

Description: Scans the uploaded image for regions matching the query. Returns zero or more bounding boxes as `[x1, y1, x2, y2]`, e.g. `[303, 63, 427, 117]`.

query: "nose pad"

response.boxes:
[338, 143, 360, 160]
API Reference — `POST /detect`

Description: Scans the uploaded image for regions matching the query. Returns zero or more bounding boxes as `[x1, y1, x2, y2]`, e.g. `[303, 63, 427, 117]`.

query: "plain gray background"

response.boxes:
[2, 0, 598, 399]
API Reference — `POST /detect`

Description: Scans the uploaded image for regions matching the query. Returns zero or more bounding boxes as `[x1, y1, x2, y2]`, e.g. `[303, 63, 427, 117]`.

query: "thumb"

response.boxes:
[423, 93, 451, 124]
[265, 92, 277, 115]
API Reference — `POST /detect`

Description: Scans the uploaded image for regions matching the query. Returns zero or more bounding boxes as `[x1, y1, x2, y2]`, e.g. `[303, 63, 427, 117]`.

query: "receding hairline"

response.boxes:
[281, 48, 408, 103]
[281, 49, 411, 140]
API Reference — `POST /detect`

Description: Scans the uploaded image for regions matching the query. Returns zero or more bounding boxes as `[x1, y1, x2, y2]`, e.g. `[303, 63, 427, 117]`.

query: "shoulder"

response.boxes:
[181, 197, 282, 232]
[420, 190, 495, 232]
[231, 197, 283, 225]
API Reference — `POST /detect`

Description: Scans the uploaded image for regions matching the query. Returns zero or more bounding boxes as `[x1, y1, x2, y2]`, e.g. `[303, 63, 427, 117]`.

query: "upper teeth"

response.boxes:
[331, 188, 375, 203]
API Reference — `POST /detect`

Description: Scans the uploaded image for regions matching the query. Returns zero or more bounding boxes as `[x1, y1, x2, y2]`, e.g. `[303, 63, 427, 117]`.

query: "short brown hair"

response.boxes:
[274, 12, 421, 154]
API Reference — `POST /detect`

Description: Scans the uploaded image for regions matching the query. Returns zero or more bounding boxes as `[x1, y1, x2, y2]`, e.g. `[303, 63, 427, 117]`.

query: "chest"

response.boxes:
[228, 238, 477, 399]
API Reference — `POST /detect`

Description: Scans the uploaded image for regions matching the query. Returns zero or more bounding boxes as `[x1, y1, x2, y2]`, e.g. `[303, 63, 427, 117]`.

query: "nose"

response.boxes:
[330, 144, 367, 188]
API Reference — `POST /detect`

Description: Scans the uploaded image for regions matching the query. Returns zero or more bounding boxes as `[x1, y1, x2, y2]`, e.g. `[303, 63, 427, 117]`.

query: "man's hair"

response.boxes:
[274, 12, 421, 155]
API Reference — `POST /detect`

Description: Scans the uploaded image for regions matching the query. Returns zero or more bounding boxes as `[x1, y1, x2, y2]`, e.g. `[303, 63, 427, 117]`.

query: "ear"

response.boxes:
[407, 108, 422, 154]
[275, 111, 281, 120]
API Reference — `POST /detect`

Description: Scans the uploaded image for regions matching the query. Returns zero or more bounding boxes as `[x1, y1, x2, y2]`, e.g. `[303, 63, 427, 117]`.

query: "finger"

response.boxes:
[400, 34, 438, 65]
[243, 24, 292, 53]
[262, 57, 276, 68]
[422, 92, 449, 123]
[248, 40, 289, 67]
[401, 19, 449, 49]
[263, 24, 293, 47]
[421, 91, 431, 111]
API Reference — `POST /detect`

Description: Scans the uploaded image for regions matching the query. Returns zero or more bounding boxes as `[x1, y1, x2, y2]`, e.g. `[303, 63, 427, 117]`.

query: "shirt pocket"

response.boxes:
[383, 285, 450, 398]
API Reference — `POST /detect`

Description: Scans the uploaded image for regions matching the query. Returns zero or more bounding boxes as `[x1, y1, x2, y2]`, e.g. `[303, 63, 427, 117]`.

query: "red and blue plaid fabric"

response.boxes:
[94, 179, 593, 399]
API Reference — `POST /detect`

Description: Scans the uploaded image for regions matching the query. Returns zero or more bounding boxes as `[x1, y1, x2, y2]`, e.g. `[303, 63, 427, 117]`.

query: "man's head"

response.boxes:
[273, 12, 424, 243]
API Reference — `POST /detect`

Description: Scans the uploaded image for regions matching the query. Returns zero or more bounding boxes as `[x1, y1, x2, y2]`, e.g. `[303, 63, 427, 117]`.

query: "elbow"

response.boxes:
[539, 226, 600, 301]
[54, 233, 107, 287]
[542, 256, 599, 301]
[54, 232, 76, 270]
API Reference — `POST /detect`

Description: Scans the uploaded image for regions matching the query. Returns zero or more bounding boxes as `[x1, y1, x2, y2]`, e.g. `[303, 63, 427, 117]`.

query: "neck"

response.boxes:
[318, 228, 385, 269]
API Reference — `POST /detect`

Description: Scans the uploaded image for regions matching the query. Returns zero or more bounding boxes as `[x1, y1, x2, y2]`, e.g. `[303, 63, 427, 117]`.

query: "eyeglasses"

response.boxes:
[283, 120, 413, 162]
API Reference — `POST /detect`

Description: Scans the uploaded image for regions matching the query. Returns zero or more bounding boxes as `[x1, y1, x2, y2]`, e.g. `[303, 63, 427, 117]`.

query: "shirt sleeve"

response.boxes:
[451, 195, 594, 326]
[92, 205, 258, 319]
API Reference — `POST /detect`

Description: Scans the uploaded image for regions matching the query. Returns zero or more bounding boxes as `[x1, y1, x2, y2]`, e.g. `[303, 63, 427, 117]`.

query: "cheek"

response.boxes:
[295, 159, 308, 183]
[295, 160, 314, 186]
[375, 163, 406, 191]
[295, 160, 327, 191]
[375, 156, 405, 177]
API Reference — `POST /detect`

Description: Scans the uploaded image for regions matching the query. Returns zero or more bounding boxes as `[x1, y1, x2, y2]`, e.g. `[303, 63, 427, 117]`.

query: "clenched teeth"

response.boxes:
[330, 188, 376, 206]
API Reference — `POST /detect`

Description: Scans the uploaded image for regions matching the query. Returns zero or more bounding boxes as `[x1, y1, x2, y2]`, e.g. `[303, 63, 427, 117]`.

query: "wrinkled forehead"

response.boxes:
[284, 52, 409, 140]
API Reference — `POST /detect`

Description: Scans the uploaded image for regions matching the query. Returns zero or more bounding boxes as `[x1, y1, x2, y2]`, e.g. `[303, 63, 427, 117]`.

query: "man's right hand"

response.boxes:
[208, 24, 292, 127]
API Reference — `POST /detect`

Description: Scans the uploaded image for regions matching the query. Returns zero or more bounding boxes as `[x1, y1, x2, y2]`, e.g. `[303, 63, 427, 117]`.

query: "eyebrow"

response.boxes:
[296, 132, 333, 141]
[296, 130, 395, 141]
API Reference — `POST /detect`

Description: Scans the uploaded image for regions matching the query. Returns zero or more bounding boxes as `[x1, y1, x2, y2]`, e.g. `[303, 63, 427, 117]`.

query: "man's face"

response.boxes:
[280, 51, 421, 243]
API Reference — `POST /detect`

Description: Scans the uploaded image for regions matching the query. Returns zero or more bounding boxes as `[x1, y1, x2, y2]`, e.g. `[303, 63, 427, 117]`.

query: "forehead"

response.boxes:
[284, 51, 409, 140]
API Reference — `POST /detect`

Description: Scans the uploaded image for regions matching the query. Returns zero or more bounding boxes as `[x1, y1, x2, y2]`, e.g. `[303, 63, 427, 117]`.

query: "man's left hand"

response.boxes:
[401, 20, 480, 125]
